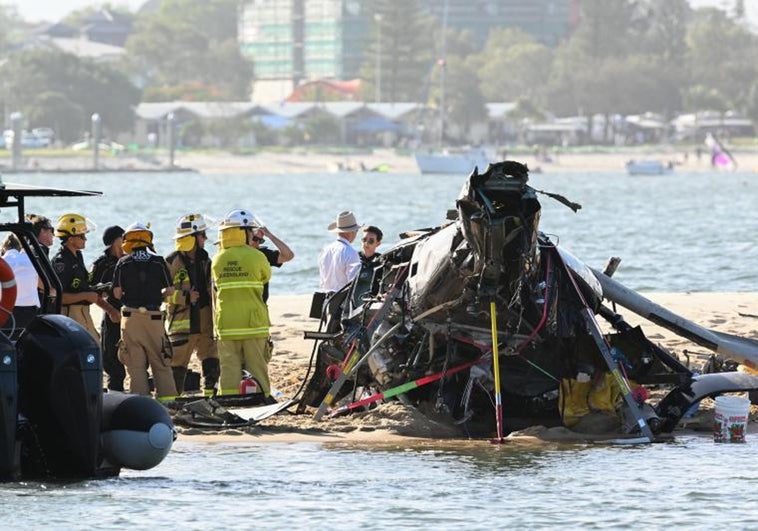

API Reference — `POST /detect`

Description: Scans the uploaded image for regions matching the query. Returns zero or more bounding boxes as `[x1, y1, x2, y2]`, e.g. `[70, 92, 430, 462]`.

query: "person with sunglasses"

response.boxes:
[352, 225, 383, 305]
[247, 221, 294, 303]
[164, 213, 219, 396]
[51, 213, 120, 341]
[359, 225, 383, 265]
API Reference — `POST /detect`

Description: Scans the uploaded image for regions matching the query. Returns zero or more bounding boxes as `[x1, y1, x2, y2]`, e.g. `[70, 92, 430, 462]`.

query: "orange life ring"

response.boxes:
[0, 257, 18, 327]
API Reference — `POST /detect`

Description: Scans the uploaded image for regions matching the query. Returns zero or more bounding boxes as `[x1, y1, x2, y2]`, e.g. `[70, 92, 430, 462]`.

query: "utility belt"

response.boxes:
[122, 306, 164, 320]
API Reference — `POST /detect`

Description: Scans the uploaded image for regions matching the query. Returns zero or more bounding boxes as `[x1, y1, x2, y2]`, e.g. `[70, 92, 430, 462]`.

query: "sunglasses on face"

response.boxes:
[362, 238, 376, 244]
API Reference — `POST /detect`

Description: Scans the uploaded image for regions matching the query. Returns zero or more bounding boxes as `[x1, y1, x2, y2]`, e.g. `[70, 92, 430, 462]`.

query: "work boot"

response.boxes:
[172, 366, 187, 395]
[201, 358, 220, 394]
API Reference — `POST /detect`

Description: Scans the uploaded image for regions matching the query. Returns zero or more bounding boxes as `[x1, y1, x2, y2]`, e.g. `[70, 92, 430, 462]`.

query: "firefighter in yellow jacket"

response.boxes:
[165, 214, 219, 395]
[211, 209, 272, 399]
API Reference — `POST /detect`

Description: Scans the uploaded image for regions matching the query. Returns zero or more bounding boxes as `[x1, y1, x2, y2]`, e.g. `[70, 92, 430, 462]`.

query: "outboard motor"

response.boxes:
[101, 393, 175, 471]
[0, 333, 18, 480]
[17, 315, 102, 478]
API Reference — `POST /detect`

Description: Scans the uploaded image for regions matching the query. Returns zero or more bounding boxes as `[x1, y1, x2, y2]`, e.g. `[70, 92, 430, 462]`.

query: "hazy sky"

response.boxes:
[6, 0, 758, 27]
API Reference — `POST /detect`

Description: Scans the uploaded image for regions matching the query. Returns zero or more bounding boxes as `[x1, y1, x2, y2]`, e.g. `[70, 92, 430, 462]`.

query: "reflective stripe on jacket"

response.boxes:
[211, 244, 271, 340]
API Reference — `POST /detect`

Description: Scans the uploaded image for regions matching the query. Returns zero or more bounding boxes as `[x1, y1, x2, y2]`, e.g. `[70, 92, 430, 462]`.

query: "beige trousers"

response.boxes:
[62, 304, 100, 343]
[170, 306, 218, 368]
[119, 311, 177, 399]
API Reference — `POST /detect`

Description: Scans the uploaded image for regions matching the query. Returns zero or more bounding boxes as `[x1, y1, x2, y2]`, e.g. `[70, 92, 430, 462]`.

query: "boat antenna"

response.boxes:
[438, 0, 448, 148]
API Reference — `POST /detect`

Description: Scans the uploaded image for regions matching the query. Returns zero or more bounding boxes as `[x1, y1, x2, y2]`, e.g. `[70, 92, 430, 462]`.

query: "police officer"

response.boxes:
[211, 209, 272, 400]
[51, 213, 120, 341]
[165, 213, 219, 395]
[90, 225, 126, 392]
[112, 222, 176, 400]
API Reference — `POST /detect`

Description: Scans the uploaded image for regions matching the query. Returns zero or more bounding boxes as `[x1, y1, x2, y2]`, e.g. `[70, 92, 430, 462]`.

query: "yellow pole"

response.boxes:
[490, 301, 504, 442]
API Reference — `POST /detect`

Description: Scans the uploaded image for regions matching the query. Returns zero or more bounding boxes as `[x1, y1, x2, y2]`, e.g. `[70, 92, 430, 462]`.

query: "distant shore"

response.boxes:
[2, 147, 757, 175]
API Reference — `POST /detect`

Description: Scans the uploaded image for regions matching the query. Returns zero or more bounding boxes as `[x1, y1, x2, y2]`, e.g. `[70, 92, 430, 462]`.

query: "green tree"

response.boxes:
[475, 28, 553, 103]
[124, 0, 252, 100]
[0, 4, 21, 55]
[0, 49, 140, 140]
[430, 56, 487, 142]
[686, 8, 758, 111]
[360, 0, 434, 102]
[26, 92, 85, 143]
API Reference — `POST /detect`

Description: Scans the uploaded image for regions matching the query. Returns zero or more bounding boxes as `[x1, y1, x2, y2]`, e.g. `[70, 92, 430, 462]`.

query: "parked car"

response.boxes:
[3, 129, 51, 149]
[32, 127, 55, 146]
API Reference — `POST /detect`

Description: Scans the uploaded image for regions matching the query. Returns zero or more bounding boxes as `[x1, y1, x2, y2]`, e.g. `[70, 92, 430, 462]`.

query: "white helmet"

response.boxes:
[218, 209, 262, 231]
[174, 213, 209, 239]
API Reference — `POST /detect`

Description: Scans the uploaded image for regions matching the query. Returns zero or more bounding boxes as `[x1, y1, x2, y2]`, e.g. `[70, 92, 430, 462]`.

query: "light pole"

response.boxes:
[10, 112, 22, 171]
[167, 112, 176, 168]
[374, 13, 383, 103]
[91, 113, 101, 170]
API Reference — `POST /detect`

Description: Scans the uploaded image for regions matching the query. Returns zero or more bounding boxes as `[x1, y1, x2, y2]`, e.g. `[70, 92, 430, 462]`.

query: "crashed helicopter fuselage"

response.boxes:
[302, 161, 758, 441]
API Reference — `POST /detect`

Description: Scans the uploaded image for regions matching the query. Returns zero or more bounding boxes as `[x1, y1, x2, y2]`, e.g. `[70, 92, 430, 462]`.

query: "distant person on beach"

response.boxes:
[247, 217, 295, 303]
[318, 210, 361, 293]
[112, 222, 176, 400]
[211, 209, 273, 400]
[165, 214, 219, 396]
[51, 213, 120, 341]
[90, 225, 127, 391]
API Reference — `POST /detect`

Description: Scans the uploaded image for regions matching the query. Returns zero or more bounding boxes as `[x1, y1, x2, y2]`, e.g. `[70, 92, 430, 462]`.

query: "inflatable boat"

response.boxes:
[0, 182, 175, 481]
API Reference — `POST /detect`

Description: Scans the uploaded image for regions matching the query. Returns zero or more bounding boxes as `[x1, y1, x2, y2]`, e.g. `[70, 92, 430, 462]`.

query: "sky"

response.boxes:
[4, 0, 758, 27]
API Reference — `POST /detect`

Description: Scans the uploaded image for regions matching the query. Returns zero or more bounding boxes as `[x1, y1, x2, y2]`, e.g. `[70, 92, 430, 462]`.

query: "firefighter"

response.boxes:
[165, 213, 219, 395]
[51, 213, 120, 341]
[211, 209, 272, 400]
[90, 225, 126, 391]
[112, 222, 176, 400]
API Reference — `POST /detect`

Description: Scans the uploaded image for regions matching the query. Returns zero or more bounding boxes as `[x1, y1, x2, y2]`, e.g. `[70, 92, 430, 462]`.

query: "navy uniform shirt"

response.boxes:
[90, 249, 122, 309]
[258, 246, 281, 302]
[51, 245, 93, 303]
[112, 249, 172, 310]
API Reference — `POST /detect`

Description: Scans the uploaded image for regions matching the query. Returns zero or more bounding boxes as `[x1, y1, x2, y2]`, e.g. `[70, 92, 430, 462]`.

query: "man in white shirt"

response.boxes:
[318, 211, 362, 293]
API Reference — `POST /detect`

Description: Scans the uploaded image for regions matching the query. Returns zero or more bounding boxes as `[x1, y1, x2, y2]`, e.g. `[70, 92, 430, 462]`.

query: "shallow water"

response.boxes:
[4, 169, 758, 293]
[2, 168, 758, 526]
[2, 436, 758, 528]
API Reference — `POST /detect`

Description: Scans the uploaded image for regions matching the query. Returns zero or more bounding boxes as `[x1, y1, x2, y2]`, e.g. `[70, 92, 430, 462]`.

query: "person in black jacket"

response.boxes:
[90, 225, 126, 391]
[112, 222, 176, 399]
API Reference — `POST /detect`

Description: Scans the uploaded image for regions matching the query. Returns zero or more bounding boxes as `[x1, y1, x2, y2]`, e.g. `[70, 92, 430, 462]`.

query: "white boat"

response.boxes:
[415, 148, 491, 174]
[625, 159, 674, 175]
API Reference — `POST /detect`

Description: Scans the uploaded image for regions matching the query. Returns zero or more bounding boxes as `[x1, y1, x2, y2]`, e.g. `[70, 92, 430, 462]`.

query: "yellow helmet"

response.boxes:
[122, 222, 154, 254]
[55, 213, 95, 238]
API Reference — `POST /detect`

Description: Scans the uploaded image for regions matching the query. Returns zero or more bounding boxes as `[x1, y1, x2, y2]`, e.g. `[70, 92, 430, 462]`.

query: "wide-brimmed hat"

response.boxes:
[327, 211, 361, 233]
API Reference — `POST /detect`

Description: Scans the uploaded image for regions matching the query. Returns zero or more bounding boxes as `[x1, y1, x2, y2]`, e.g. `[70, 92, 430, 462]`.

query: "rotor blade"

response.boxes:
[591, 268, 758, 370]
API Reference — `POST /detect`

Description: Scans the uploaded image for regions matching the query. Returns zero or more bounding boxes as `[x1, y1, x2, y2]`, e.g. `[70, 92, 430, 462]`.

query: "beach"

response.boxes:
[3, 147, 758, 175]
[174, 291, 758, 443]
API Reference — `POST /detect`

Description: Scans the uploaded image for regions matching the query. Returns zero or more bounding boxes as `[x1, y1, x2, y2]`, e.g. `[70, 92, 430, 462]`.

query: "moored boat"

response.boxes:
[414, 148, 491, 174]
[626, 159, 674, 175]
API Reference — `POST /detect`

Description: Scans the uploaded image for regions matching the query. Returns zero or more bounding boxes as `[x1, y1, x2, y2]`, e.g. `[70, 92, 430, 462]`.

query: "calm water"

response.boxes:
[2, 437, 758, 528]
[2, 169, 758, 528]
[3, 168, 757, 293]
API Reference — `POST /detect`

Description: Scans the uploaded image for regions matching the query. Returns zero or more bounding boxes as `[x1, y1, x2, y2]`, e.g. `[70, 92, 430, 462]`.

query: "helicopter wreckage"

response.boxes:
[300, 160, 758, 442]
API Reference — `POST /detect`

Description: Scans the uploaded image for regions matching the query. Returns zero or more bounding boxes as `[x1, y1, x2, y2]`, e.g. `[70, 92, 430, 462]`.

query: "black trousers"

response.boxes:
[101, 315, 126, 391]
